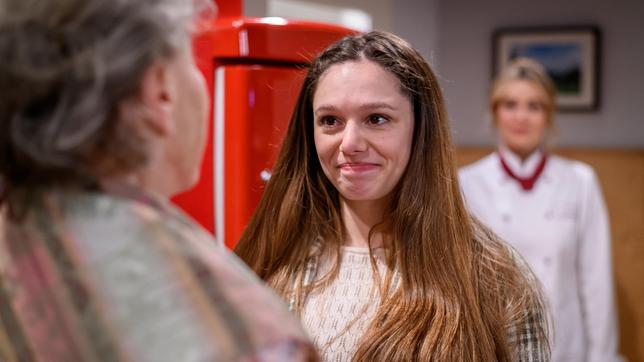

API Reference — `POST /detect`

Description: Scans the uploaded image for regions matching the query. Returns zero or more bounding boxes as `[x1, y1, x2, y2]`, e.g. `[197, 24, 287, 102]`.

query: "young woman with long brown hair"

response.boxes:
[235, 31, 549, 361]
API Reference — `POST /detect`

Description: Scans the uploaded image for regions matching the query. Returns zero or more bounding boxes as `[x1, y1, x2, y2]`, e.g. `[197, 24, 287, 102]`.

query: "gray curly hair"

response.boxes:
[0, 0, 212, 200]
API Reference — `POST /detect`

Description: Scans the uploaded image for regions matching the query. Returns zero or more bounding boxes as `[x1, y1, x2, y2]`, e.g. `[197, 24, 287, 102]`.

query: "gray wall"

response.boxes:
[433, 0, 644, 148]
[392, 0, 440, 69]
[246, 0, 393, 31]
[245, 0, 644, 148]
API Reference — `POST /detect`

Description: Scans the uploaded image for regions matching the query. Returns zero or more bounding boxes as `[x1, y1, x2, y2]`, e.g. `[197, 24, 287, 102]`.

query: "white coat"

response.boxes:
[458, 149, 623, 362]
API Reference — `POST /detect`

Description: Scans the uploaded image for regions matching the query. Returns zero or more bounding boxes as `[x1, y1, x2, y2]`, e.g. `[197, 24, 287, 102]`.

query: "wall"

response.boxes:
[391, 0, 440, 67]
[435, 0, 644, 148]
[244, 0, 266, 17]
[249, 0, 644, 148]
[245, 0, 393, 32]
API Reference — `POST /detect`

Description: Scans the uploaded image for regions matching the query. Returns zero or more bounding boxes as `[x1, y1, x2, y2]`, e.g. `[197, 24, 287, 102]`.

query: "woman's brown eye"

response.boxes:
[368, 114, 388, 125]
[320, 116, 338, 126]
[528, 102, 544, 112]
[502, 100, 517, 110]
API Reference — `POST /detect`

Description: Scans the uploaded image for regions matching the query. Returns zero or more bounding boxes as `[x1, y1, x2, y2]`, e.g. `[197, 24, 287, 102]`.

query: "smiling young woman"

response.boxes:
[236, 32, 550, 361]
[312, 59, 414, 248]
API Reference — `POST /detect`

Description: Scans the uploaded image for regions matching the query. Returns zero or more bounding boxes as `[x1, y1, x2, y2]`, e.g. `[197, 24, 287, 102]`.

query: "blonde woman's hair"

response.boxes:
[236, 31, 548, 361]
[490, 57, 557, 126]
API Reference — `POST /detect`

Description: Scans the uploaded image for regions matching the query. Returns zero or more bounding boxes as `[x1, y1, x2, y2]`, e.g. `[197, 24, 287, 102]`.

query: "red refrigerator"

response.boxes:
[172, 16, 353, 249]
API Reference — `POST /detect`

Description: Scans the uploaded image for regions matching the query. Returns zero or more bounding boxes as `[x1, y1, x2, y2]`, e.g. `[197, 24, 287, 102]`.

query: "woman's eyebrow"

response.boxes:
[358, 102, 397, 111]
[314, 102, 397, 116]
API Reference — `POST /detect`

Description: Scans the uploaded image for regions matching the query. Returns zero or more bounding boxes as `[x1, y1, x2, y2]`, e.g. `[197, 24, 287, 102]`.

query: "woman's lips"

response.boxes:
[510, 127, 531, 135]
[337, 162, 380, 173]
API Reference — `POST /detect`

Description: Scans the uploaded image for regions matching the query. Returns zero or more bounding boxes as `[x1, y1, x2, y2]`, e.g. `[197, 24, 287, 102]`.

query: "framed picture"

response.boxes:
[492, 26, 601, 111]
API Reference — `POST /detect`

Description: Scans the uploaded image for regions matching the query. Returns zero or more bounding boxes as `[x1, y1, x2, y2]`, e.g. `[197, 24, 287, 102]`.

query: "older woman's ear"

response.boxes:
[120, 60, 176, 138]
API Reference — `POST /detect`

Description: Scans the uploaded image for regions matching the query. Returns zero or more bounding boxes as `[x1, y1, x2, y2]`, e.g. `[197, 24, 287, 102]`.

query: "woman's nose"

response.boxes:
[339, 121, 367, 154]
[515, 105, 532, 122]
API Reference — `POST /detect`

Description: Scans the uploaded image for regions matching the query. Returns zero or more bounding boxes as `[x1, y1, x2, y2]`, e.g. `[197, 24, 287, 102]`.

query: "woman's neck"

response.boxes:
[500, 143, 540, 163]
[340, 198, 388, 248]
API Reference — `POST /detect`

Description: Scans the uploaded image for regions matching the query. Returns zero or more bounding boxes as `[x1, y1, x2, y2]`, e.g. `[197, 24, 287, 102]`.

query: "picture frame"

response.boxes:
[492, 26, 601, 112]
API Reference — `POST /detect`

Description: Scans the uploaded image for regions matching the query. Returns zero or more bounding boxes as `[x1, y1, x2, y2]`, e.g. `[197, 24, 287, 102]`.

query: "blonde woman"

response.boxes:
[459, 58, 622, 362]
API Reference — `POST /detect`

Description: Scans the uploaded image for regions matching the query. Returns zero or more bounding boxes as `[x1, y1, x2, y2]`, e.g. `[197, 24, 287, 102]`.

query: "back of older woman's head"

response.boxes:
[0, 0, 209, 195]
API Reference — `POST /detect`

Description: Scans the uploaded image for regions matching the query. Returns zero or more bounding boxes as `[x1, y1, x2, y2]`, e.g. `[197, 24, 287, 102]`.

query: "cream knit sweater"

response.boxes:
[301, 247, 387, 362]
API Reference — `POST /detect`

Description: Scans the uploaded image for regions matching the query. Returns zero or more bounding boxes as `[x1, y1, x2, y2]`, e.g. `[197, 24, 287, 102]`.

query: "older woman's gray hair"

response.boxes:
[0, 0, 211, 200]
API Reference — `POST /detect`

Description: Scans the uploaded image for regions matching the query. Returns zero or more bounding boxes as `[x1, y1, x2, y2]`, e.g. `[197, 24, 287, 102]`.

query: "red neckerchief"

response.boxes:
[499, 152, 548, 191]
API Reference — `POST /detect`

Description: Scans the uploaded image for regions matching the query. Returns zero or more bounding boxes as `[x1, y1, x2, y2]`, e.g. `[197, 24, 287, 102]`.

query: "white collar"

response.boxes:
[498, 144, 545, 178]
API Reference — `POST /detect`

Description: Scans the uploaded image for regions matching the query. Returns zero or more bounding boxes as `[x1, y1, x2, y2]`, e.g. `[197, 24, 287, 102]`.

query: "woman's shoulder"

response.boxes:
[473, 220, 533, 276]
[549, 154, 596, 177]
[54, 188, 212, 243]
[68, 191, 262, 281]
[471, 219, 547, 313]
[548, 154, 600, 187]
[2, 189, 315, 361]
[471, 221, 551, 360]
[51, 188, 164, 225]
[498, 239, 540, 285]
